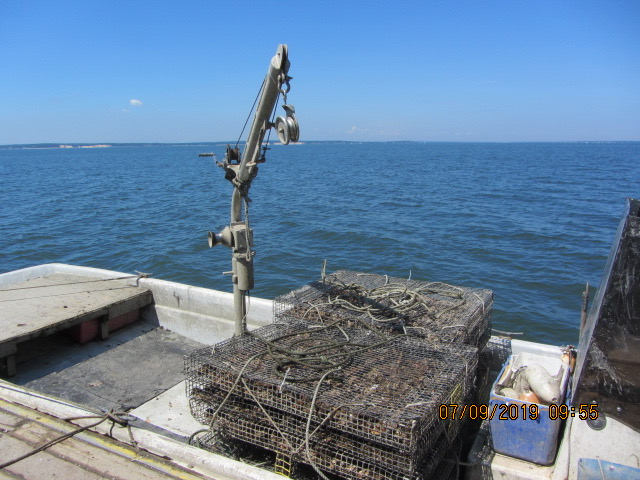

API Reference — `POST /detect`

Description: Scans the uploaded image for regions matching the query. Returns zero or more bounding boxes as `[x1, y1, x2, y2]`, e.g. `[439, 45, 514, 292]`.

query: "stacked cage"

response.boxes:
[274, 271, 493, 350]
[186, 320, 478, 480]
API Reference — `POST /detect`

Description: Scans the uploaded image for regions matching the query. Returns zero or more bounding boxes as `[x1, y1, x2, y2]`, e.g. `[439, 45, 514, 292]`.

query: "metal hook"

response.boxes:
[278, 73, 291, 103]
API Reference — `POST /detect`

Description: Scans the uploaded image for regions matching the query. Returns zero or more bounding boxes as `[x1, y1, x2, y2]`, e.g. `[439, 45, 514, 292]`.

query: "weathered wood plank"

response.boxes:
[0, 273, 153, 349]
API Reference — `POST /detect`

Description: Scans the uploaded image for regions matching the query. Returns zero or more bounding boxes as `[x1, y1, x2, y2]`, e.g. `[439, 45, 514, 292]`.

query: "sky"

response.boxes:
[1, 1, 639, 143]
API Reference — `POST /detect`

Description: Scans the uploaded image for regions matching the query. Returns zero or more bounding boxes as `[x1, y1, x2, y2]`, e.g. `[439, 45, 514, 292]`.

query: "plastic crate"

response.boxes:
[489, 352, 570, 465]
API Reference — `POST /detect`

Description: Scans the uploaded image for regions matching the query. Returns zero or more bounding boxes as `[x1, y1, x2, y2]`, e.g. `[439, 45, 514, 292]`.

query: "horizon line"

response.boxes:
[2, 139, 640, 148]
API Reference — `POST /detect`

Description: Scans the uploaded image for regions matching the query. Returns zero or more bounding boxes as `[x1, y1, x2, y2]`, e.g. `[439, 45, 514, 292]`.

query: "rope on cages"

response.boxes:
[189, 342, 476, 480]
[292, 276, 473, 341]
[188, 276, 483, 476]
[193, 363, 369, 480]
[189, 352, 266, 445]
[303, 369, 338, 480]
[188, 318, 405, 454]
[248, 318, 409, 383]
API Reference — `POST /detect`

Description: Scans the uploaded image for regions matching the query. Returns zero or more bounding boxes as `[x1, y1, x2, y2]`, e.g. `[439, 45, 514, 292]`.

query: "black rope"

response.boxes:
[0, 285, 134, 303]
[253, 89, 280, 166]
[0, 274, 144, 293]
[0, 273, 150, 303]
[248, 319, 405, 383]
[235, 77, 266, 150]
[0, 411, 134, 469]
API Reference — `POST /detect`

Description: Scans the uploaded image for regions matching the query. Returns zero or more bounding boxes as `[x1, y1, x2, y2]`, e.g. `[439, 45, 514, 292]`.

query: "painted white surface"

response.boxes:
[0, 263, 283, 479]
[131, 381, 202, 438]
[510, 339, 564, 358]
[567, 414, 640, 477]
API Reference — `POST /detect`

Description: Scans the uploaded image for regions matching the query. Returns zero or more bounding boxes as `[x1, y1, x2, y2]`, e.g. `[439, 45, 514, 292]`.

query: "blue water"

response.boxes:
[1, 142, 638, 345]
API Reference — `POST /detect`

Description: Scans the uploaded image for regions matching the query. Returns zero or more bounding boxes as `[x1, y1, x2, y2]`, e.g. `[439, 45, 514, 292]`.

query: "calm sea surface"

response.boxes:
[1, 142, 638, 345]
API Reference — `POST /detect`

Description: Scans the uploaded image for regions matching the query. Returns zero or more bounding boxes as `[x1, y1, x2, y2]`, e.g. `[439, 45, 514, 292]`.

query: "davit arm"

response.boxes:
[208, 44, 299, 336]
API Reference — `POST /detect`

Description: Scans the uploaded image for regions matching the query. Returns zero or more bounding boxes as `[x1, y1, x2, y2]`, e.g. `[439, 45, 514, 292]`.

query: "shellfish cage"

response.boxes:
[273, 270, 493, 348]
[185, 320, 478, 460]
[189, 382, 472, 479]
[196, 422, 455, 480]
[186, 271, 493, 479]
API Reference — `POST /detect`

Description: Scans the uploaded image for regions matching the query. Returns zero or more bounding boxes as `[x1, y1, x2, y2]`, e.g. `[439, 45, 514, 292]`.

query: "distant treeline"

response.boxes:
[0, 142, 226, 149]
[6, 140, 621, 150]
[0, 140, 363, 150]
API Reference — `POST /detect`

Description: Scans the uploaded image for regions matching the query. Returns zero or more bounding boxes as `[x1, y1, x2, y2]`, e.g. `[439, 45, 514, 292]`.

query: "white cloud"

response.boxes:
[347, 125, 367, 134]
[130, 99, 143, 107]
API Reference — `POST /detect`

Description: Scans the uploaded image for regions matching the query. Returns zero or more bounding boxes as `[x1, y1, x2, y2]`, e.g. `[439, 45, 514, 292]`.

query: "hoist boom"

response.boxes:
[236, 44, 290, 185]
[208, 44, 299, 336]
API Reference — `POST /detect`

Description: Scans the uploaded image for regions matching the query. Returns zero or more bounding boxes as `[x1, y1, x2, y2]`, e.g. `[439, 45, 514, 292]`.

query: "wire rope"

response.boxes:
[235, 77, 266, 150]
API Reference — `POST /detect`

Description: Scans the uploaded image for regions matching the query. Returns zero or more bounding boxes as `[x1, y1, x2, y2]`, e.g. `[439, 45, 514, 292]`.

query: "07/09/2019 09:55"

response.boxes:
[438, 403, 599, 421]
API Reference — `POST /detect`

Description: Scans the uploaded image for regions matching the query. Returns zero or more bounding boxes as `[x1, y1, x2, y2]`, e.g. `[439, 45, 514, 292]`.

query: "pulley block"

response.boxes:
[275, 104, 299, 145]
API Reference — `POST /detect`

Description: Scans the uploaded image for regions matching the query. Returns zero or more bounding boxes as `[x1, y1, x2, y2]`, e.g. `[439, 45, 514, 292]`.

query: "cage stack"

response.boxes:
[186, 318, 479, 480]
[274, 270, 493, 350]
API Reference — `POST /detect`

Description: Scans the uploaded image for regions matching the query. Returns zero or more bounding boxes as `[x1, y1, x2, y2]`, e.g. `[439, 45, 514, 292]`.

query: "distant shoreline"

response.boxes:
[1, 140, 639, 150]
[0, 141, 304, 150]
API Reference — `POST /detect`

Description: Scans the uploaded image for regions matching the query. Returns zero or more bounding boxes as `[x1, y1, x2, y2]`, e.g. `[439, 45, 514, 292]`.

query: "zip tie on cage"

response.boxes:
[405, 401, 429, 408]
[473, 292, 486, 314]
[279, 367, 291, 393]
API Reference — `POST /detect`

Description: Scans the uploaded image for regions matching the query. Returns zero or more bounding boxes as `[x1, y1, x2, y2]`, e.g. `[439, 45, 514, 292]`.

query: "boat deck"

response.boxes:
[21, 325, 204, 413]
[0, 273, 153, 377]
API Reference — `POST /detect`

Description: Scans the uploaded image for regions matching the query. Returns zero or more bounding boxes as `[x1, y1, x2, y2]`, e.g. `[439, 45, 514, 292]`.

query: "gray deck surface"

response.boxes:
[10, 321, 159, 385]
[0, 273, 152, 345]
[24, 327, 204, 412]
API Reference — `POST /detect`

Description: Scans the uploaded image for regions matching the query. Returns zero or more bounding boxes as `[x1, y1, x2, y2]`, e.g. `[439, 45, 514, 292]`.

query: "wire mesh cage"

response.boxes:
[474, 336, 514, 407]
[186, 270, 495, 480]
[186, 320, 477, 450]
[274, 271, 493, 348]
[195, 411, 457, 480]
[189, 383, 465, 478]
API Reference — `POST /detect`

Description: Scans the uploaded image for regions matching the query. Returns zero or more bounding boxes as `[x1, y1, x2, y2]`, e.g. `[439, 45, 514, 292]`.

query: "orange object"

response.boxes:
[520, 389, 540, 404]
